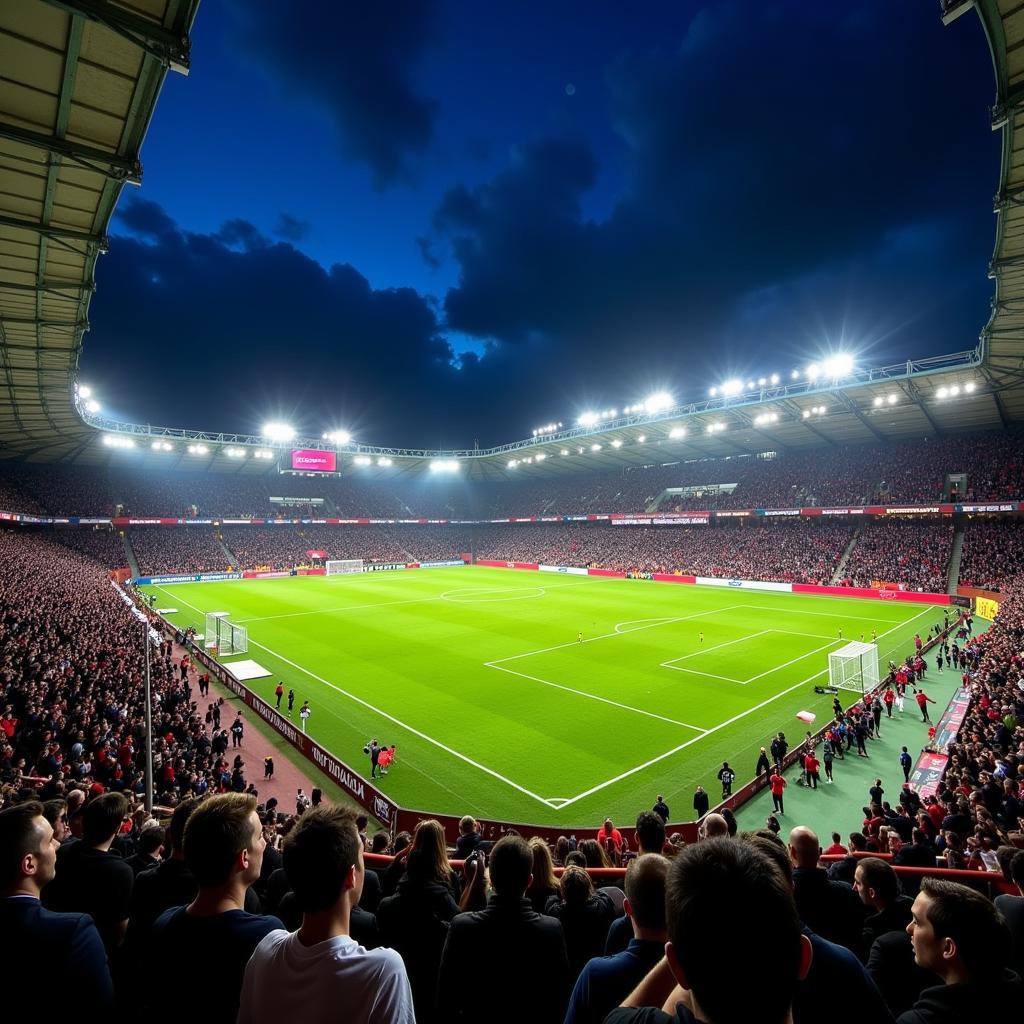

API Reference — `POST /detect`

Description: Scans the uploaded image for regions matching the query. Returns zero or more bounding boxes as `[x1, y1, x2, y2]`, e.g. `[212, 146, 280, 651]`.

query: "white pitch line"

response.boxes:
[739, 637, 848, 685]
[490, 605, 743, 665]
[556, 605, 936, 808]
[661, 629, 774, 666]
[486, 662, 708, 732]
[155, 585, 559, 809]
[735, 603, 907, 625]
[660, 666, 750, 684]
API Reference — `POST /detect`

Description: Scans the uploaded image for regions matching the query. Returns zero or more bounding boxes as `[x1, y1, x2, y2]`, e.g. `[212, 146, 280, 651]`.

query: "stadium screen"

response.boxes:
[290, 448, 337, 473]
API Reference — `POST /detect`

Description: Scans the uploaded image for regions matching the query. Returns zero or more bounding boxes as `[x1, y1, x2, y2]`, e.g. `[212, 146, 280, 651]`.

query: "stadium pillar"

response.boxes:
[144, 623, 154, 814]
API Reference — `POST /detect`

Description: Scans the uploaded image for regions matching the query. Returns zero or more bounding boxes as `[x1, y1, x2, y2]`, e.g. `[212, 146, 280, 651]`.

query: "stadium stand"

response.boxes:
[128, 528, 233, 577]
[959, 518, 1024, 592]
[841, 519, 955, 593]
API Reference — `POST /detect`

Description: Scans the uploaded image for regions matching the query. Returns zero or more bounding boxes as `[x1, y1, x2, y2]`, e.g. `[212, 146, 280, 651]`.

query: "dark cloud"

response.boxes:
[227, 0, 438, 187]
[114, 198, 179, 242]
[273, 213, 311, 242]
[214, 219, 266, 251]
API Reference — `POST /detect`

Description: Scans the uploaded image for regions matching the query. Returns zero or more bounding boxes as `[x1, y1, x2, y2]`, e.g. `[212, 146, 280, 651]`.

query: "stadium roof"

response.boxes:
[0, 0, 197, 462]
[0, 2, 1020, 479]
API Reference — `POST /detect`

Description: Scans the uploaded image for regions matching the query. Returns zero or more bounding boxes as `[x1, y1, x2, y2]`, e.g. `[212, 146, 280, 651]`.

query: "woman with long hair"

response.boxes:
[577, 838, 611, 868]
[543, 865, 616, 975]
[525, 838, 559, 914]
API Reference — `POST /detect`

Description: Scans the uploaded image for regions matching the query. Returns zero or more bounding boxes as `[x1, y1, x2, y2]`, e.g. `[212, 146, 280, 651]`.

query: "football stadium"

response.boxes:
[1, 2, 1023, 1021]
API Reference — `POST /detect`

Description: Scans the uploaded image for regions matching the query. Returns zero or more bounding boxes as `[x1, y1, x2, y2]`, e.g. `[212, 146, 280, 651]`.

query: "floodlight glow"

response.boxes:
[887, 394, 898, 405]
[561, 449, 569, 456]
[253, 449, 273, 459]
[637, 435, 646, 443]
[873, 396, 884, 407]
[535, 452, 546, 460]
[802, 409, 811, 419]
[754, 412, 779, 426]
[965, 381, 976, 393]
[151, 440, 173, 451]
[377, 457, 393, 466]
[186, 443, 208, 455]
[643, 391, 673, 414]
[78, 384, 92, 398]
[225, 447, 245, 458]
[430, 459, 460, 472]
[85, 399, 101, 414]
[822, 353, 854, 377]
[709, 387, 718, 397]
[669, 426, 686, 439]
[578, 411, 599, 426]
[721, 379, 743, 397]
[936, 387, 948, 399]
[323, 430, 351, 446]
[770, 373, 780, 385]
[746, 381, 755, 390]
[806, 364, 820, 380]
[949, 385, 960, 397]
[262, 422, 296, 442]
[591, 444, 602, 451]
[758, 377, 767, 387]
[354, 455, 372, 466]
[103, 435, 135, 449]
[791, 370, 800, 380]
[508, 459, 518, 468]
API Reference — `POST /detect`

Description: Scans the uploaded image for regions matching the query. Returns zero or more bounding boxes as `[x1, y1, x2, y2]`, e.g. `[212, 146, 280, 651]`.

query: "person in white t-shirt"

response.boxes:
[237, 806, 414, 1024]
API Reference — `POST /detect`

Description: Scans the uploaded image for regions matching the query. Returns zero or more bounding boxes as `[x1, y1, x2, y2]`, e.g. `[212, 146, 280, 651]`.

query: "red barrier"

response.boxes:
[792, 583, 950, 605]
[475, 559, 540, 571]
[587, 568, 625, 578]
[651, 573, 697, 585]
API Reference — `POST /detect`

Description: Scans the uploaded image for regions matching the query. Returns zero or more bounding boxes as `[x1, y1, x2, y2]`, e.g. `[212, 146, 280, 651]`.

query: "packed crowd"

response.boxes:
[959, 518, 1024, 592]
[2, 427, 1023, 520]
[128, 528, 232, 577]
[47, 527, 129, 570]
[842, 519, 955, 592]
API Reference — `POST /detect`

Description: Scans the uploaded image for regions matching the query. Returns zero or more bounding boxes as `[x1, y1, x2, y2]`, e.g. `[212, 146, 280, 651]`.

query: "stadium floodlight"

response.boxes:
[887, 393, 898, 404]
[535, 452, 546, 460]
[225, 447, 246, 458]
[353, 455, 372, 466]
[187, 443, 208, 455]
[578, 411, 599, 426]
[791, 370, 800, 380]
[709, 387, 718, 397]
[508, 459, 518, 467]
[103, 435, 135, 449]
[770, 373, 780, 385]
[262, 421, 295, 442]
[430, 459, 460, 472]
[85, 399, 101, 414]
[637, 434, 646, 442]
[77, 384, 92, 398]
[806, 364, 820, 381]
[873, 396, 883, 407]
[253, 449, 274, 459]
[377, 456, 393, 466]
[591, 443, 602, 451]
[746, 381, 755, 390]
[721, 379, 743, 397]
[758, 377, 767, 387]
[822, 353, 854, 378]
[611, 439, 623, 448]
[560, 449, 569, 456]
[754, 412, 779, 426]
[643, 391, 673, 414]
[802, 409, 811, 419]
[669, 426, 686, 438]
[936, 386, 949, 399]
[949, 385, 960, 397]
[150, 440, 173, 451]
[323, 430, 351, 446]
[965, 381, 976, 393]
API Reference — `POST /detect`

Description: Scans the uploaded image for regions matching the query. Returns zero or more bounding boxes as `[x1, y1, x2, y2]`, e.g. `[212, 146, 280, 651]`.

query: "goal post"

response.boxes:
[204, 611, 248, 655]
[326, 559, 363, 575]
[829, 641, 880, 694]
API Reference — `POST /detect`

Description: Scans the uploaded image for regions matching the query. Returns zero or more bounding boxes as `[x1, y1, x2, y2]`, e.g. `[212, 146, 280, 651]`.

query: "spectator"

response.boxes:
[42, 791, 133, 954]
[900, 877, 1022, 1022]
[788, 826, 865, 953]
[126, 824, 164, 876]
[854, 857, 913, 962]
[544, 864, 617, 976]
[454, 814, 484, 859]
[147, 794, 283, 1023]
[994, 849, 1024, 980]
[437, 834, 570, 1024]
[652, 795, 670, 822]
[692, 786, 709, 819]
[525, 836, 560, 914]
[0, 800, 113, 1009]
[565, 855, 668, 1024]
[238, 806, 414, 1024]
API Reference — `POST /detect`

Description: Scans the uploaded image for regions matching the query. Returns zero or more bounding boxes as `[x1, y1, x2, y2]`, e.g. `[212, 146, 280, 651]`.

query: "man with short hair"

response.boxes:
[692, 785, 709, 819]
[789, 826, 864, 953]
[238, 806, 413, 1024]
[566, 855, 669, 1024]
[853, 857, 913, 961]
[148, 794, 284, 1023]
[437, 834, 570, 1023]
[652, 795, 670, 822]
[607, 839, 811, 1024]
[42, 790, 133, 953]
[454, 814, 483, 858]
[900, 877, 1022, 1021]
[126, 824, 164, 875]
[606, 814, 667, 952]
[0, 801, 113, 1009]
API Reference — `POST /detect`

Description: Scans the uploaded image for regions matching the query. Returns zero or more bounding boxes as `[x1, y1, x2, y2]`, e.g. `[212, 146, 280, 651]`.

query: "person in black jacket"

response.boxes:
[0, 801, 113, 1010]
[543, 864, 617, 976]
[789, 825, 865, 953]
[900, 877, 1022, 1023]
[853, 857, 913, 961]
[437, 834, 570, 1024]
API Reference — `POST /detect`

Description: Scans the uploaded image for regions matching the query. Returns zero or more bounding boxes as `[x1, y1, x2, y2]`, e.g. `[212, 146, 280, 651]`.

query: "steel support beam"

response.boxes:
[42, 0, 192, 73]
[834, 391, 888, 442]
[0, 279, 95, 294]
[0, 122, 142, 184]
[898, 381, 943, 436]
[0, 214, 108, 250]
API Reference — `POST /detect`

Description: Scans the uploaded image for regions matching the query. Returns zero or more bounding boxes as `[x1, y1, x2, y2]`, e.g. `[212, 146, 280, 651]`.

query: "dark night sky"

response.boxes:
[81, 1, 998, 449]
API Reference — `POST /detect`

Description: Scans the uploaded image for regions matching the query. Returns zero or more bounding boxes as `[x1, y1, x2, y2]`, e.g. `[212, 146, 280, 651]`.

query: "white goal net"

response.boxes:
[326, 559, 364, 575]
[204, 611, 248, 656]
[829, 641, 879, 694]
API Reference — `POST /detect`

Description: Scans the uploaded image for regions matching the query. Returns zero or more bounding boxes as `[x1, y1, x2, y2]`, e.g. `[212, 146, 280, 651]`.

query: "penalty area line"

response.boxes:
[154, 586, 559, 811]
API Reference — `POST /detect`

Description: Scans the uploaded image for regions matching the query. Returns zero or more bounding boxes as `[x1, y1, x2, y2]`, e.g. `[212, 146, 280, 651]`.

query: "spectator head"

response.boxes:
[165, 797, 199, 857]
[391, 831, 412, 855]
[853, 857, 898, 910]
[459, 815, 477, 836]
[558, 864, 594, 906]
[554, 835, 570, 865]
[720, 808, 738, 837]
[698, 813, 729, 841]
[577, 838, 610, 868]
[369, 832, 390, 854]
[487, 834, 533, 897]
[831, 832, 842, 846]
[849, 832, 868, 852]
[634, 810, 666, 854]
[624, 853, 669, 938]
[564, 850, 587, 869]
[1010, 850, 1024, 895]
[407, 819, 452, 884]
[788, 826, 821, 869]
[183, 793, 264, 891]
[527, 837, 557, 893]
[83, 792, 129, 846]
[0, 801, 58, 897]
[41, 798, 68, 843]
[665, 838, 809, 1024]
[283, 806, 363, 914]
[138, 824, 165, 858]
[907, 877, 1011, 983]
[602, 817, 615, 834]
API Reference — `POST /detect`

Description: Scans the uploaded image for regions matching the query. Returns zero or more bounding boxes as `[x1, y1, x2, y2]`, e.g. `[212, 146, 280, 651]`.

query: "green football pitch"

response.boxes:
[142, 567, 943, 828]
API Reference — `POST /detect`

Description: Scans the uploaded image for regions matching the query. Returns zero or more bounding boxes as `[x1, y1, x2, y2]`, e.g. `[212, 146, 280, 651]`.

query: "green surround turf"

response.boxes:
[142, 567, 945, 828]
